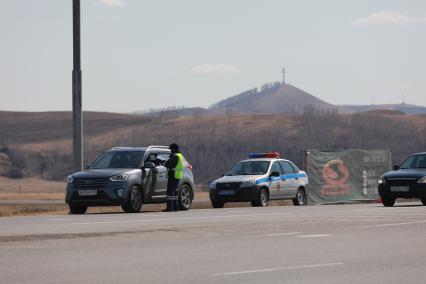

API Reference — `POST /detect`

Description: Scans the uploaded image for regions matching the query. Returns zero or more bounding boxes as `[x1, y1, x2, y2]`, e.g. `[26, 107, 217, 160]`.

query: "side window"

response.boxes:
[271, 161, 283, 175]
[289, 162, 300, 173]
[280, 161, 295, 174]
[146, 152, 158, 162]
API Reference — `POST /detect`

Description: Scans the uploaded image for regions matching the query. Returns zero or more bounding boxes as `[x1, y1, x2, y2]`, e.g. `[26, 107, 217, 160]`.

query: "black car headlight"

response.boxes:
[110, 173, 129, 182]
[418, 176, 426, 184]
[378, 176, 386, 184]
[67, 175, 74, 183]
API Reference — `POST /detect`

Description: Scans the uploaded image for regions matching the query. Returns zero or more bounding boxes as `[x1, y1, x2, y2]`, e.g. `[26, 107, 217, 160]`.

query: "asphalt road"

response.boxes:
[1, 202, 426, 284]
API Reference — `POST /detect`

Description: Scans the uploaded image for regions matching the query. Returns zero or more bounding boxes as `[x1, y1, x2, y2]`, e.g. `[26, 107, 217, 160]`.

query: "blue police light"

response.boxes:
[248, 152, 280, 159]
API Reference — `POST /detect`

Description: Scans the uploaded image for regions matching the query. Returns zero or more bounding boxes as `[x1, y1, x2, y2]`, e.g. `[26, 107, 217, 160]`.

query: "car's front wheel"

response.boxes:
[211, 200, 224, 208]
[122, 186, 143, 213]
[293, 188, 307, 206]
[382, 197, 395, 207]
[178, 184, 193, 210]
[251, 188, 268, 207]
[69, 204, 87, 214]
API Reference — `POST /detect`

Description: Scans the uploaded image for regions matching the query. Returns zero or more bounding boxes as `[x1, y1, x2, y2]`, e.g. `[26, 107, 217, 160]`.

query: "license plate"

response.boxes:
[390, 186, 409, 192]
[218, 190, 235, 196]
[78, 189, 98, 196]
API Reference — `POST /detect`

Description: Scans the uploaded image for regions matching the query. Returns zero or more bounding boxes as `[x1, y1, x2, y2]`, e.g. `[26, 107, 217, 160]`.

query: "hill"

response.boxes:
[338, 104, 426, 115]
[0, 110, 425, 183]
[210, 83, 335, 114]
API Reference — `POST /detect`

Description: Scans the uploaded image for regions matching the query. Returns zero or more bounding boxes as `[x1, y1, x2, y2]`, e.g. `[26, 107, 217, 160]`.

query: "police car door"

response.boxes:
[280, 161, 298, 198]
[269, 161, 284, 199]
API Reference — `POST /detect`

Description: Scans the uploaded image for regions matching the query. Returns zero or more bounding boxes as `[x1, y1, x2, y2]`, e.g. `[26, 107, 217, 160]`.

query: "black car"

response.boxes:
[65, 146, 195, 214]
[378, 152, 426, 207]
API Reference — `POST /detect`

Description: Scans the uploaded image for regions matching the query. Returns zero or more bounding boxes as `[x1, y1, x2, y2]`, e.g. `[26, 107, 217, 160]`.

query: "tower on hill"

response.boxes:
[282, 67, 286, 84]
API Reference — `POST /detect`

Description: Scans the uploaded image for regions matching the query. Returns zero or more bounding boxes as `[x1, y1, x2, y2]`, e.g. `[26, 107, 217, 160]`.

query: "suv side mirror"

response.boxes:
[143, 162, 156, 169]
[270, 171, 280, 177]
[393, 164, 399, 171]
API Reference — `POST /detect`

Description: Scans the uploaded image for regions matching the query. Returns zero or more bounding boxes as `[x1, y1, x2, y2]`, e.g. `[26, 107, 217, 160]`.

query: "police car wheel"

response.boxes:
[122, 186, 143, 213]
[211, 201, 225, 208]
[252, 189, 268, 207]
[178, 184, 193, 210]
[293, 188, 306, 206]
[69, 205, 87, 214]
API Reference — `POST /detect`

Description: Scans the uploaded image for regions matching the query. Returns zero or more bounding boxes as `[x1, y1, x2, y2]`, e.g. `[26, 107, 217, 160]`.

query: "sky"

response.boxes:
[1, 0, 425, 113]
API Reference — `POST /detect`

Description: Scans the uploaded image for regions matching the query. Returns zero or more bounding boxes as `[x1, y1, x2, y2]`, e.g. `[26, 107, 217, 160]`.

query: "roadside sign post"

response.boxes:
[72, 0, 83, 171]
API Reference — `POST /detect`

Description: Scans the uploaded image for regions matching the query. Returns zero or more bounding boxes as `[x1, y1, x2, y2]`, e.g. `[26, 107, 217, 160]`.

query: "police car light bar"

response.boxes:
[248, 152, 280, 159]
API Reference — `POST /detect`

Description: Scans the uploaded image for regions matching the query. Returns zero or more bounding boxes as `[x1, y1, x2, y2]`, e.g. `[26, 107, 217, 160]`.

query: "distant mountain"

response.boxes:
[210, 82, 335, 114]
[338, 104, 426, 115]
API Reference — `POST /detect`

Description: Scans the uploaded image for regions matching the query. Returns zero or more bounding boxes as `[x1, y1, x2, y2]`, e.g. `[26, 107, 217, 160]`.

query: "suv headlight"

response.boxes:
[67, 175, 73, 183]
[241, 180, 256, 187]
[210, 181, 217, 189]
[110, 173, 129, 182]
[418, 176, 426, 184]
[377, 176, 386, 184]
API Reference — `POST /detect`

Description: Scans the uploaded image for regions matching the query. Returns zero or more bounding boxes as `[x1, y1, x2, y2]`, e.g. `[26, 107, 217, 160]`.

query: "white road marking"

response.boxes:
[295, 234, 332, 238]
[209, 262, 344, 277]
[360, 220, 426, 228]
[266, 232, 301, 237]
[71, 212, 291, 225]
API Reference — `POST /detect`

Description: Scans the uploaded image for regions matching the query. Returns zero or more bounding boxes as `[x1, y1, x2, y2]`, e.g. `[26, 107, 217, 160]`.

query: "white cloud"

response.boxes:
[99, 0, 127, 8]
[191, 64, 239, 75]
[352, 11, 426, 25]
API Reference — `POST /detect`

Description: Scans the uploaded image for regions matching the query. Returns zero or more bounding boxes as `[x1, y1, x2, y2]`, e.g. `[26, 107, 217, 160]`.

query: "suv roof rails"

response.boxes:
[147, 145, 170, 149]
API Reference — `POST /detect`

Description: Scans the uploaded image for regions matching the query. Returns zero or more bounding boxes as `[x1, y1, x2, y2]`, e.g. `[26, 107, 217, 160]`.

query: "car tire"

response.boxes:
[122, 186, 143, 213]
[211, 201, 225, 208]
[178, 184, 193, 210]
[292, 188, 307, 206]
[421, 198, 426, 206]
[251, 188, 268, 207]
[382, 197, 395, 207]
[69, 204, 87, 214]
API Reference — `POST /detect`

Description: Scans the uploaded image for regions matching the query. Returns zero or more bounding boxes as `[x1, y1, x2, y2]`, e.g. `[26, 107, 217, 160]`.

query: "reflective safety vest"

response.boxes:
[174, 153, 184, 180]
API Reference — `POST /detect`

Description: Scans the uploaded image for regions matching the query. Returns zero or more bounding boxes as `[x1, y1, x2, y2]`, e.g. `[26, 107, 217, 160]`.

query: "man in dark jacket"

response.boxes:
[164, 143, 184, 212]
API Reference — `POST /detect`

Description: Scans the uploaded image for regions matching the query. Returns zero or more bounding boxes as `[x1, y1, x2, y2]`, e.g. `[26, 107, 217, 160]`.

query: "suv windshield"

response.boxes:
[90, 151, 145, 169]
[227, 161, 270, 176]
[400, 154, 426, 169]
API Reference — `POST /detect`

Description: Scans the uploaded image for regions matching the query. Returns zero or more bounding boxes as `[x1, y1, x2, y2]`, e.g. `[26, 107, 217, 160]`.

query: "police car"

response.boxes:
[209, 153, 309, 208]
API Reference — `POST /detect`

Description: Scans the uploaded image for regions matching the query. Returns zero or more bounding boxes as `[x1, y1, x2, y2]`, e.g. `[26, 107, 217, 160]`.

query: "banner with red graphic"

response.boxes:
[306, 149, 392, 204]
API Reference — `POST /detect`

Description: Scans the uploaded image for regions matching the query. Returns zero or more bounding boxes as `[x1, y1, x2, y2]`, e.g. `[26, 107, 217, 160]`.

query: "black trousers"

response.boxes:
[166, 178, 179, 211]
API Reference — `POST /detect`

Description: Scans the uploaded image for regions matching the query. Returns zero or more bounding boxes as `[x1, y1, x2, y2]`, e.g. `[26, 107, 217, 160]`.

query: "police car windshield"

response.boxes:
[227, 161, 270, 176]
[90, 151, 145, 169]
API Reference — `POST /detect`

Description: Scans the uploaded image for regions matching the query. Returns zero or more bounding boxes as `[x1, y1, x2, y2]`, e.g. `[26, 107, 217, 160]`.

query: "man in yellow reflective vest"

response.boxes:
[164, 143, 184, 212]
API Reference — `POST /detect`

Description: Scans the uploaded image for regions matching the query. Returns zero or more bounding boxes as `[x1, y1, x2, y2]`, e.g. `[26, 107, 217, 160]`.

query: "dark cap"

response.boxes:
[169, 143, 179, 151]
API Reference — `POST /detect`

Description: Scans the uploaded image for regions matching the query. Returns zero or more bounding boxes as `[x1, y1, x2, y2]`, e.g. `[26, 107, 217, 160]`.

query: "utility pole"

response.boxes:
[72, 0, 83, 172]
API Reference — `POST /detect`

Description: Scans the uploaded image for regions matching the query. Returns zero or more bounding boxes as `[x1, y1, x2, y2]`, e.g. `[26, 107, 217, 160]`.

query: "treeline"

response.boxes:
[3, 112, 425, 184]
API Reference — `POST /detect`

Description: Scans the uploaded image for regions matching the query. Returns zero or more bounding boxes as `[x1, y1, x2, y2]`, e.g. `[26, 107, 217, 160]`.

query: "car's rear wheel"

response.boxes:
[211, 200, 224, 208]
[421, 198, 426, 206]
[178, 184, 193, 210]
[122, 186, 143, 213]
[69, 204, 87, 214]
[252, 188, 268, 207]
[293, 188, 307, 206]
[382, 197, 395, 207]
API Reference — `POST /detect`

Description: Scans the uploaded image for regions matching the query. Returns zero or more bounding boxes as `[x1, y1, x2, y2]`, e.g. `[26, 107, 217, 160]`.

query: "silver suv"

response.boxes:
[65, 146, 195, 214]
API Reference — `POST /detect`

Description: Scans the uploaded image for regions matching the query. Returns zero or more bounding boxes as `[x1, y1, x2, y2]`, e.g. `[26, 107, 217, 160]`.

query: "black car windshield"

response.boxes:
[90, 151, 145, 169]
[400, 154, 426, 169]
[227, 161, 270, 176]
